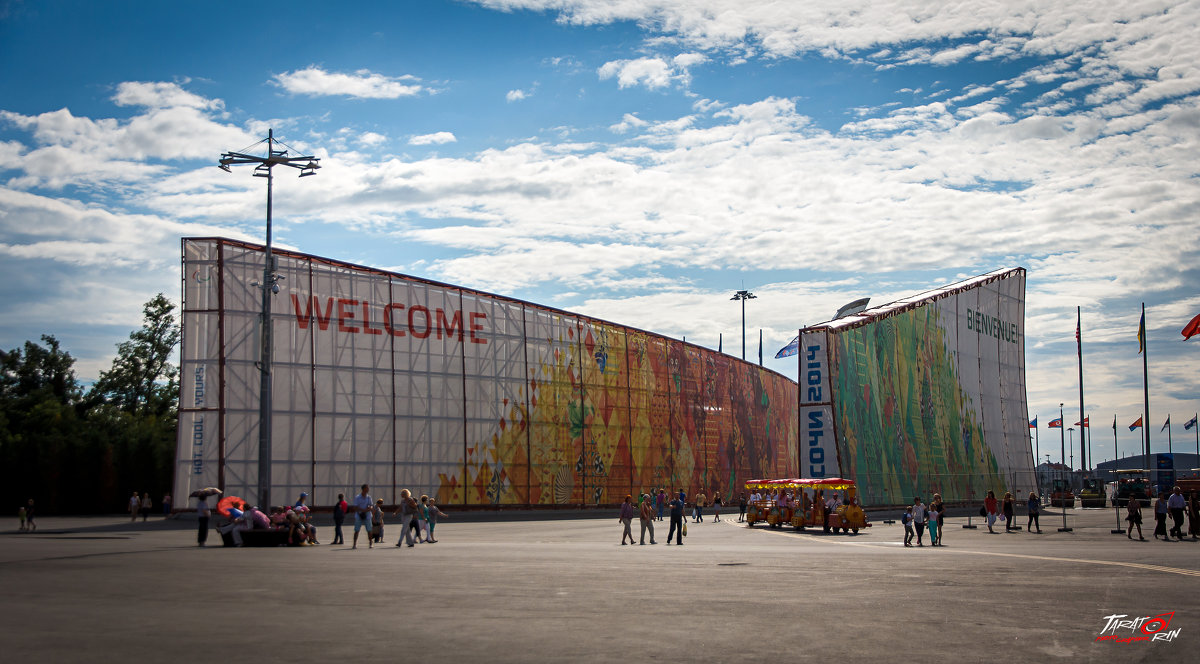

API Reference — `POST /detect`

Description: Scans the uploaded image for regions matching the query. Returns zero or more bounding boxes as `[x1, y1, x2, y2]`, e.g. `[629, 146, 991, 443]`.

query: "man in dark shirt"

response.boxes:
[667, 489, 686, 545]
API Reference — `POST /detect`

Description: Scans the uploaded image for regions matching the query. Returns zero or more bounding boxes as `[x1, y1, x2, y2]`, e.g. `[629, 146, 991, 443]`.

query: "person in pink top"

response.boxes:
[619, 495, 636, 545]
[984, 490, 999, 533]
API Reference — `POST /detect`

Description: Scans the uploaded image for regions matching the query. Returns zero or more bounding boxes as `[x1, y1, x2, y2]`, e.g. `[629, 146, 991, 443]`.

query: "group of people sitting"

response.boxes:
[218, 493, 318, 547]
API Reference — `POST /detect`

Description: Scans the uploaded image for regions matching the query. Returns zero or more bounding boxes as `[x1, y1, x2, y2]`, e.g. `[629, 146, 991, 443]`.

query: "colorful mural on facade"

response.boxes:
[176, 238, 798, 508]
[821, 269, 1031, 506]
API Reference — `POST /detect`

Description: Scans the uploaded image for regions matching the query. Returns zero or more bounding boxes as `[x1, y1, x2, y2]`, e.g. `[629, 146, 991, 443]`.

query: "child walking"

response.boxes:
[902, 506, 914, 547]
[927, 502, 940, 546]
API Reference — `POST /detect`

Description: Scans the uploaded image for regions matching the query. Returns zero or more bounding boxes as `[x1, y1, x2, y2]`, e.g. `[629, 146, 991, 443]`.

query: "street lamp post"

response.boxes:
[219, 129, 320, 510]
[730, 290, 756, 360]
[1058, 403, 1072, 532]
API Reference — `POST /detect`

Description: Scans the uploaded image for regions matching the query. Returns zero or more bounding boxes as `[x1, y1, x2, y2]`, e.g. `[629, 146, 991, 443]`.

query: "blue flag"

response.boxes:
[775, 335, 799, 359]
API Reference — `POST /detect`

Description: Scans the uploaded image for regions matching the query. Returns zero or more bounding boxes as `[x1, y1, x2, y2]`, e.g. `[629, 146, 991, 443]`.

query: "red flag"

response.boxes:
[1074, 417, 1089, 427]
[1048, 417, 1063, 428]
[1129, 417, 1143, 431]
[1183, 313, 1200, 340]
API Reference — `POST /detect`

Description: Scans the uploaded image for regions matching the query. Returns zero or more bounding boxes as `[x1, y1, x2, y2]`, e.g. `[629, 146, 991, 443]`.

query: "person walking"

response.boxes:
[416, 495, 432, 543]
[927, 500, 940, 546]
[667, 490, 685, 545]
[1002, 492, 1015, 532]
[162, 493, 172, 517]
[332, 493, 347, 545]
[18, 504, 27, 531]
[911, 497, 927, 546]
[902, 506, 914, 547]
[1125, 496, 1145, 540]
[352, 484, 373, 550]
[1153, 491, 1169, 540]
[1167, 486, 1186, 540]
[140, 493, 153, 521]
[929, 493, 946, 545]
[693, 490, 706, 523]
[638, 493, 656, 545]
[1026, 492, 1042, 533]
[656, 489, 666, 521]
[711, 491, 723, 522]
[24, 499, 36, 533]
[194, 494, 209, 546]
[393, 489, 418, 548]
[128, 492, 140, 522]
[984, 490, 999, 533]
[371, 499, 386, 544]
[738, 492, 747, 522]
[1189, 492, 1200, 540]
[426, 497, 447, 543]
[619, 495, 636, 545]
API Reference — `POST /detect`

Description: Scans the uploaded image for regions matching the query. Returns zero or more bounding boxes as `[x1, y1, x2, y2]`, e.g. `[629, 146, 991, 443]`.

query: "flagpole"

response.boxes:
[1111, 414, 1124, 534]
[1141, 303, 1151, 460]
[1166, 416, 1173, 485]
[1077, 306, 1087, 475]
[1194, 412, 1198, 462]
[1059, 402, 1072, 532]
[1034, 423, 1040, 496]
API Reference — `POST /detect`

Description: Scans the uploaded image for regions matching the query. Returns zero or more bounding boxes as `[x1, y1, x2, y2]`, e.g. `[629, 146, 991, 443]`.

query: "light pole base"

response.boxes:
[1057, 526, 1073, 532]
[1110, 529, 1126, 534]
[962, 524, 978, 529]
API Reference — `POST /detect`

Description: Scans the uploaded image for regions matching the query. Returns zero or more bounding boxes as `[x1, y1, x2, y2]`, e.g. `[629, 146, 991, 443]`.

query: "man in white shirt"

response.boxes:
[352, 484, 373, 550]
[1168, 486, 1187, 539]
[911, 497, 927, 546]
[195, 494, 211, 546]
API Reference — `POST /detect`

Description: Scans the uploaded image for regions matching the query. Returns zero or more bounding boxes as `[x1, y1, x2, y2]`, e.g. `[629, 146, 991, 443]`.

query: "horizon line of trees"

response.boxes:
[0, 294, 180, 515]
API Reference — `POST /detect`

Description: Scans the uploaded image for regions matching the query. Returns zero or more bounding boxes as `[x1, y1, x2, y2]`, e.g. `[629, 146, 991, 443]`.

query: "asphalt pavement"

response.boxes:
[0, 506, 1195, 663]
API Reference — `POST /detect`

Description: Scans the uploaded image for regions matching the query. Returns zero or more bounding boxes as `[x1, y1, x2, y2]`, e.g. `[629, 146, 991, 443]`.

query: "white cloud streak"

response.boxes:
[273, 66, 425, 99]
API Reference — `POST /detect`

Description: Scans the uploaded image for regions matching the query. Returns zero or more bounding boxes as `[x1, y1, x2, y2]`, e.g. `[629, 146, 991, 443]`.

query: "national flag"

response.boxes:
[1074, 417, 1089, 427]
[1129, 416, 1143, 431]
[718, 333, 723, 354]
[1138, 310, 1146, 354]
[1029, 417, 1037, 428]
[1048, 417, 1063, 428]
[775, 335, 798, 359]
[1183, 313, 1200, 341]
[1185, 415, 1197, 430]
[1161, 416, 1170, 433]
[1112, 415, 1117, 431]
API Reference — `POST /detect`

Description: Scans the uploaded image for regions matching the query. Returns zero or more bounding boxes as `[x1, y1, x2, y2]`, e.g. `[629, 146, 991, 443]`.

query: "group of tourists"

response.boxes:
[619, 489, 731, 545]
[339, 484, 447, 550]
[188, 485, 448, 548]
[901, 494, 947, 546]
[638, 488, 737, 526]
[211, 493, 319, 547]
[1125, 486, 1200, 541]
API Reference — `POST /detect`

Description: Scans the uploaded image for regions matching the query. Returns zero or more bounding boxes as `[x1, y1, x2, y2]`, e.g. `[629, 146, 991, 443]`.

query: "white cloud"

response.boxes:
[506, 89, 528, 102]
[609, 113, 647, 134]
[273, 66, 425, 99]
[598, 57, 674, 89]
[597, 51, 709, 90]
[112, 81, 221, 110]
[408, 132, 457, 145]
[357, 132, 388, 147]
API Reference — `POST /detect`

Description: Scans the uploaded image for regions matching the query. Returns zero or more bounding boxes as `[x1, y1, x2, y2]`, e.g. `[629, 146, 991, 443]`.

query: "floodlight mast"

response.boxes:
[218, 128, 320, 510]
[730, 290, 757, 360]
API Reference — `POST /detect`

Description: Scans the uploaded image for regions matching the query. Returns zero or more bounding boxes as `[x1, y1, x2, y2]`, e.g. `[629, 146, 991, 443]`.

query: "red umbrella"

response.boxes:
[217, 496, 245, 517]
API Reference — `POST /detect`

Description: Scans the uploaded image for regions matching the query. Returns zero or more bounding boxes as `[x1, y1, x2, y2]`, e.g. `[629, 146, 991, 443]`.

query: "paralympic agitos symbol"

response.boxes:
[291, 294, 487, 344]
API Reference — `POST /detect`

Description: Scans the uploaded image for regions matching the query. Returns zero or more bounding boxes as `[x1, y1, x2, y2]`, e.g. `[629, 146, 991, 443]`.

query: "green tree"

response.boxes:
[86, 293, 181, 509]
[0, 335, 84, 512]
[88, 293, 181, 416]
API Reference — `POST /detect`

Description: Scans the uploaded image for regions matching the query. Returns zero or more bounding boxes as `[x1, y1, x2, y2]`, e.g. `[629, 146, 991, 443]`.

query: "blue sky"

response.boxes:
[2, 0, 1198, 468]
